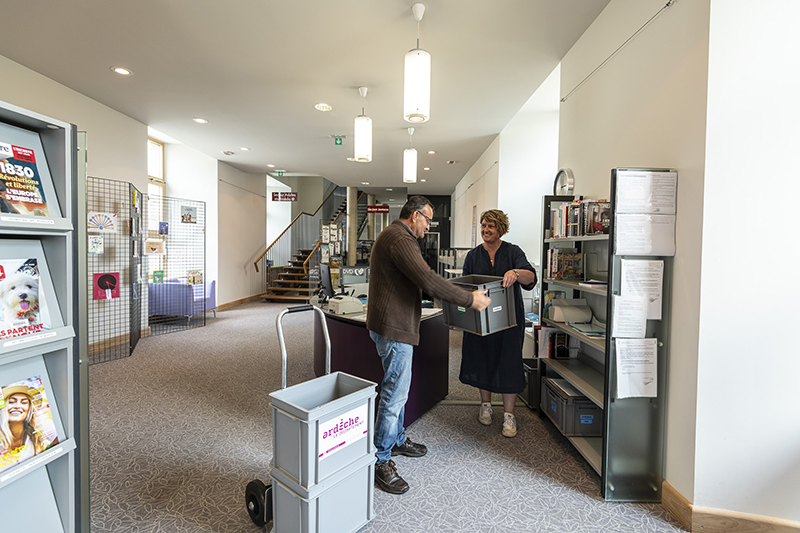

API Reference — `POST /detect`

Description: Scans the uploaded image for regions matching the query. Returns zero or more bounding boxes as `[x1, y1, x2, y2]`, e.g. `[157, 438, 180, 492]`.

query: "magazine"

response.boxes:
[0, 142, 50, 217]
[0, 258, 50, 339]
[187, 270, 203, 285]
[0, 375, 60, 474]
[153, 270, 164, 284]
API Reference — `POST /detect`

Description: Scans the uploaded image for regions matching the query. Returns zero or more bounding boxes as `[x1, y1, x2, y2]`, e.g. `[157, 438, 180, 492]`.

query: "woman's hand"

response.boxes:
[502, 269, 519, 288]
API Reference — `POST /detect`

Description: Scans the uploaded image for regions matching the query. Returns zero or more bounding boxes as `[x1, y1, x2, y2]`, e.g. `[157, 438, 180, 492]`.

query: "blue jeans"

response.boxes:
[369, 330, 413, 464]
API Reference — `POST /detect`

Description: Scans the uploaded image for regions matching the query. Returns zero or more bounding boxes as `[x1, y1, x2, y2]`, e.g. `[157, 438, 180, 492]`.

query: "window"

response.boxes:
[147, 138, 165, 198]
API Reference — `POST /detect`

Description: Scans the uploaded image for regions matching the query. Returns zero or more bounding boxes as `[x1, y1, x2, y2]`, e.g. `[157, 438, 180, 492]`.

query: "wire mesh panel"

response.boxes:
[143, 193, 206, 336]
[87, 176, 134, 364]
[129, 184, 144, 351]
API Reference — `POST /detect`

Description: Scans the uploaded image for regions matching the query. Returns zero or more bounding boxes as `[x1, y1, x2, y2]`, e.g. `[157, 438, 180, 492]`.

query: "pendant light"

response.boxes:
[354, 86, 372, 162]
[403, 127, 417, 183]
[404, 3, 431, 123]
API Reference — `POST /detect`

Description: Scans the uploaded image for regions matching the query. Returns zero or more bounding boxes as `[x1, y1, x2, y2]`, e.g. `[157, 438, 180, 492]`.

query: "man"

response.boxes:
[367, 196, 491, 494]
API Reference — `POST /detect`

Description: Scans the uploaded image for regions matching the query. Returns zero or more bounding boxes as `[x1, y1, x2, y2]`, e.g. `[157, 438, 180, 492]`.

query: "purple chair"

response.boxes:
[196, 279, 216, 317]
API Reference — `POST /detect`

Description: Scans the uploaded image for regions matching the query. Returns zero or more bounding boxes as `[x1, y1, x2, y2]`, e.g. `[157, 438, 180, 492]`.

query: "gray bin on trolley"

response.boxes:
[245, 305, 377, 533]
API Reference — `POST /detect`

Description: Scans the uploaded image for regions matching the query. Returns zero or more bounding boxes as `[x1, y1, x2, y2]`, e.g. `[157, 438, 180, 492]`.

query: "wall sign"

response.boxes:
[367, 205, 389, 213]
[272, 192, 297, 202]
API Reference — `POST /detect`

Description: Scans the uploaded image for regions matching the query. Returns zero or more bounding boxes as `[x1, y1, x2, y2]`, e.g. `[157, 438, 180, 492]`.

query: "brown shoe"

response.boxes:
[375, 460, 409, 494]
[391, 437, 428, 458]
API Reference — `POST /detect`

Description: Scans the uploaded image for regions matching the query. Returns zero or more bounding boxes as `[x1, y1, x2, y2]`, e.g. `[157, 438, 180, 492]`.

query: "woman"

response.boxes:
[459, 210, 537, 437]
[0, 384, 56, 471]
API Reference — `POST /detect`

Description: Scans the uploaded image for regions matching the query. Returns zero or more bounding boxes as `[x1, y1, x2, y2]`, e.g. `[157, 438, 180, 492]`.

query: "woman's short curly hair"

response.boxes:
[481, 209, 509, 236]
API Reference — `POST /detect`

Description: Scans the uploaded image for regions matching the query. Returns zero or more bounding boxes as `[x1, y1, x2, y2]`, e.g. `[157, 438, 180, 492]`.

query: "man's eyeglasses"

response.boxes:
[416, 211, 432, 225]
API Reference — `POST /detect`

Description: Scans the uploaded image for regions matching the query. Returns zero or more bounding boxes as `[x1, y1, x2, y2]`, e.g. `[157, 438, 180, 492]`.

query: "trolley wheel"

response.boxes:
[245, 479, 273, 527]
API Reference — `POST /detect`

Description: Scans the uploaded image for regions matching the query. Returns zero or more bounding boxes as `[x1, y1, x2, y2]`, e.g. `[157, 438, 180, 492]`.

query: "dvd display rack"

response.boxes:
[0, 101, 81, 531]
[538, 168, 675, 501]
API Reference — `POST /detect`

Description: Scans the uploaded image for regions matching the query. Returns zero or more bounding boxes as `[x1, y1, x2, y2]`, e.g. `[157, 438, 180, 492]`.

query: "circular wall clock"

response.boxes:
[553, 168, 574, 195]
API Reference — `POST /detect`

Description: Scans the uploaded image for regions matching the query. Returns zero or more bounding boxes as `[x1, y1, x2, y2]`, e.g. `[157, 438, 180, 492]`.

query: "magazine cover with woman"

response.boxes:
[0, 258, 51, 339]
[0, 375, 60, 473]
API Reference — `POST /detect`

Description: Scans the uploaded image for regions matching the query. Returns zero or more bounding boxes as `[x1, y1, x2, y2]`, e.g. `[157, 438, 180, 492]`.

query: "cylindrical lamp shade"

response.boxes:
[403, 147, 418, 183]
[404, 48, 431, 123]
[354, 115, 372, 162]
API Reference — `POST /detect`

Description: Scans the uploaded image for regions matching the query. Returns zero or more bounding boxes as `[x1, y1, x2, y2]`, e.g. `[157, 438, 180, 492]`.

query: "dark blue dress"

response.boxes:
[458, 241, 536, 394]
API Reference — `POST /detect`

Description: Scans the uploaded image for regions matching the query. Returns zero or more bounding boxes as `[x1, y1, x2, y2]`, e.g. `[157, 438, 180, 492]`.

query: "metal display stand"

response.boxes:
[538, 168, 674, 501]
[0, 101, 82, 530]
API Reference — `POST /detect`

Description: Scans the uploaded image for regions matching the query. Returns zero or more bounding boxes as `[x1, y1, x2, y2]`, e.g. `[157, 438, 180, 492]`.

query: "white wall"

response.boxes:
[217, 163, 267, 304]
[0, 55, 147, 190]
[497, 65, 561, 269]
[558, 0, 711, 502]
[164, 144, 219, 293]
[694, 0, 800, 521]
[266, 176, 293, 266]
[451, 137, 499, 248]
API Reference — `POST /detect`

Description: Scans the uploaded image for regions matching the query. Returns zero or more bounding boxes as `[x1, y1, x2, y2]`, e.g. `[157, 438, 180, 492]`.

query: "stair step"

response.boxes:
[260, 294, 311, 302]
[267, 286, 316, 293]
[278, 273, 310, 278]
[274, 280, 319, 286]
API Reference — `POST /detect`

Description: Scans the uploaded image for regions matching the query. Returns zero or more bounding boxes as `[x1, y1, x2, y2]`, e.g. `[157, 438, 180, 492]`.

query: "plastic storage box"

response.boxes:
[443, 275, 516, 336]
[540, 376, 602, 437]
[518, 359, 539, 410]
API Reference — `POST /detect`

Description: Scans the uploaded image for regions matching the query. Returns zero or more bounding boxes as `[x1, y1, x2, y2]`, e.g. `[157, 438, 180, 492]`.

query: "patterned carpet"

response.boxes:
[89, 301, 686, 532]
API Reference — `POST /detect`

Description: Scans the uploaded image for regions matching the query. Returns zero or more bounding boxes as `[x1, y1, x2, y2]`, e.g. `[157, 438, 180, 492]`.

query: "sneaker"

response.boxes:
[391, 437, 428, 458]
[478, 402, 492, 426]
[502, 412, 517, 438]
[375, 460, 409, 494]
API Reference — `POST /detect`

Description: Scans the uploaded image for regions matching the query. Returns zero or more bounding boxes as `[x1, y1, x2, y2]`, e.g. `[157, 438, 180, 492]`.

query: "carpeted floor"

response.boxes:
[89, 301, 686, 532]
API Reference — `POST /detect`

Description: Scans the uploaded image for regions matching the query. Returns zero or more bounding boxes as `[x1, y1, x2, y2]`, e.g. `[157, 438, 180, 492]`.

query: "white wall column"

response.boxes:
[346, 186, 357, 265]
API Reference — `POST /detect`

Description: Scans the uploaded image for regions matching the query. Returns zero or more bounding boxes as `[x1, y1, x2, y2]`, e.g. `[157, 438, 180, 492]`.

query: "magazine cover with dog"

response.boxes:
[0, 141, 50, 218]
[0, 375, 60, 474]
[0, 258, 51, 339]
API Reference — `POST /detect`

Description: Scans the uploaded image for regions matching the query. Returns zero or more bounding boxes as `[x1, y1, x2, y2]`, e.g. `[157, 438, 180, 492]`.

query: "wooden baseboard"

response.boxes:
[88, 328, 152, 354]
[216, 295, 262, 312]
[663, 481, 800, 532]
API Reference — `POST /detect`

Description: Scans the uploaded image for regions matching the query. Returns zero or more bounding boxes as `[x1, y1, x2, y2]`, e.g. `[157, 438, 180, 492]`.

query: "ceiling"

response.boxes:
[0, 1, 609, 196]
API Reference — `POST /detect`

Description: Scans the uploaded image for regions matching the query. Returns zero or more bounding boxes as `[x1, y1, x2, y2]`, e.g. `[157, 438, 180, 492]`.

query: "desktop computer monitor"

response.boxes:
[319, 262, 335, 299]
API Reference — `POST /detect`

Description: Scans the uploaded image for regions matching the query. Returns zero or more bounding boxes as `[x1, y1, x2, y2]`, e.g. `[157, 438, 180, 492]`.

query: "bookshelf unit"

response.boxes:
[538, 170, 674, 502]
[0, 101, 81, 531]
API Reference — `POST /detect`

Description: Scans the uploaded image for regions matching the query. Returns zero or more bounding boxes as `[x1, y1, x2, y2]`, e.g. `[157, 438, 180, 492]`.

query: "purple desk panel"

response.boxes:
[314, 311, 449, 427]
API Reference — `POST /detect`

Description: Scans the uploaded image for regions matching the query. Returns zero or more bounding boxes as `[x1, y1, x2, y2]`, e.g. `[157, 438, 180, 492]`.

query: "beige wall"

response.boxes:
[217, 163, 267, 304]
[451, 137, 500, 248]
[559, 0, 711, 501]
[0, 55, 147, 190]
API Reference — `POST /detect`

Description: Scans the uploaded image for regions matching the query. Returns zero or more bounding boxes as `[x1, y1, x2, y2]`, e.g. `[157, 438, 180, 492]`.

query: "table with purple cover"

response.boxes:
[313, 308, 449, 427]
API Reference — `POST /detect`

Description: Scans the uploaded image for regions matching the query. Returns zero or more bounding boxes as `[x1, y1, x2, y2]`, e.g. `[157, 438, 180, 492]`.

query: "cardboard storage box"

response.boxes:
[443, 275, 516, 336]
[540, 376, 602, 437]
[518, 358, 539, 410]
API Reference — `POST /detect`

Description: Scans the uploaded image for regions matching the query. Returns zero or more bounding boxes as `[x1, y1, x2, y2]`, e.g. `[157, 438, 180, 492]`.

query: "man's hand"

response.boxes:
[470, 289, 491, 312]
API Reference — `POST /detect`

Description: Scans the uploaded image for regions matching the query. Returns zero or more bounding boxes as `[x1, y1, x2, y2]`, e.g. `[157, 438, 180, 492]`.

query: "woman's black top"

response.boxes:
[458, 241, 536, 394]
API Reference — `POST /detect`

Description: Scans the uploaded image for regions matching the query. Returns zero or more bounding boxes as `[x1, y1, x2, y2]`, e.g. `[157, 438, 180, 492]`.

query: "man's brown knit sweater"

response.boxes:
[367, 220, 474, 345]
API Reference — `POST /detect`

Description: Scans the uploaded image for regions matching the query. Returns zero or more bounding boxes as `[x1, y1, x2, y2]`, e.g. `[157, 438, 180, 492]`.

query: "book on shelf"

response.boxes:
[0, 375, 60, 474]
[0, 258, 51, 340]
[546, 247, 582, 280]
[0, 141, 51, 218]
[584, 201, 611, 235]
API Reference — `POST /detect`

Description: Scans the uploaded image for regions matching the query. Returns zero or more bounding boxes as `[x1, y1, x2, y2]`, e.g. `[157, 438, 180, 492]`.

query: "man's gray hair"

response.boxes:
[399, 196, 433, 220]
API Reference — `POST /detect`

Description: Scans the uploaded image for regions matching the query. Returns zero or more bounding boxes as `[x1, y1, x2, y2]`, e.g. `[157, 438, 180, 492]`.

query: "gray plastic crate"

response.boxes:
[518, 359, 539, 410]
[270, 453, 375, 533]
[541, 376, 602, 437]
[270, 371, 377, 492]
[442, 275, 516, 336]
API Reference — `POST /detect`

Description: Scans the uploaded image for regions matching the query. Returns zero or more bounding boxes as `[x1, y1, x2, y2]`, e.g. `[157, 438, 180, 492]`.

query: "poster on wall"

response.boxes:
[322, 225, 330, 244]
[158, 221, 169, 235]
[88, 235, 104, 255]
[93, 272, 120, 300]
[329, 224, 338, 242]
[0, 141, 50, 217]
[0, 258, 50, 339]
[144, 239, 165, 255]
[180, 206, 197, 223]
[187, 270, 203, 285]
[320, 244, 330, 264]
[152, 270, 164, 284]
[0, 375, 60, 474]
[87, 211, 117, 233]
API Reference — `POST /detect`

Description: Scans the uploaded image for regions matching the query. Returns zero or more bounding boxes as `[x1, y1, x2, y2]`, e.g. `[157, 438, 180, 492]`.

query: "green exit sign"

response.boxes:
[277, 170, 284, 176]
[334, 137, 342, 146]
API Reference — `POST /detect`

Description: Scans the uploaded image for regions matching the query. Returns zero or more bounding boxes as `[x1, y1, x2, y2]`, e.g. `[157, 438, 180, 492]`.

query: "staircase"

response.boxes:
[256, 189, 368, 304]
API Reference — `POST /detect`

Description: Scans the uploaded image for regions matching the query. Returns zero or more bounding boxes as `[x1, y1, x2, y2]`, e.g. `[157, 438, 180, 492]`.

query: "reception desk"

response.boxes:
[313, 308, 449, 427]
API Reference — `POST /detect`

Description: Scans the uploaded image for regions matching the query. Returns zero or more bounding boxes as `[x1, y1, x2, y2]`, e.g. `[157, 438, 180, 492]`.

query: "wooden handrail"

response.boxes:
[302, 240, 323, 273]
[253, 186, 339, 272]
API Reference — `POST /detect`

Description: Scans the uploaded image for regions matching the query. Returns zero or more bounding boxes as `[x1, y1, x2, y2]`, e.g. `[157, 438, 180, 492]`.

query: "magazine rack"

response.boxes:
[0, 101, 81, 531]
[537, 168, 675, 502]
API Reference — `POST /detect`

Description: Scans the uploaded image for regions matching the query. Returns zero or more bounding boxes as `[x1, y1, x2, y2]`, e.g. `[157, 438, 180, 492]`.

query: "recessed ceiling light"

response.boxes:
[240, 147, 250, 151]
[193, 117, 208, 124]
[447, 160, 456, 165]
[222, 150, 235, 156]
[111, 66, 133, 76]
[423, 167, 430, 171]
[428, 150, 436, 154]
[361, 182, 370, 185]
[315, 103, 333, 112]
[386, 188, 393, 191]
[267, 164, 275, 168]
[389, 199, 395, 201]
[421, 179, 427, 182]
